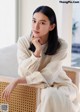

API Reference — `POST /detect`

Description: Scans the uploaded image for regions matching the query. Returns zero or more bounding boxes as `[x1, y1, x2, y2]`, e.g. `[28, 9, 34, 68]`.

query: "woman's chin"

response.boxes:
[33, 34, 39, 38]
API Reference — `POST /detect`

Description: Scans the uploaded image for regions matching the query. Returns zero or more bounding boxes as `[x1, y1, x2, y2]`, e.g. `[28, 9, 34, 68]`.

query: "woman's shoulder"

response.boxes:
[17, 35, 31, 48]
[58, 38, 68, 52]
[50, 38, 68, 61]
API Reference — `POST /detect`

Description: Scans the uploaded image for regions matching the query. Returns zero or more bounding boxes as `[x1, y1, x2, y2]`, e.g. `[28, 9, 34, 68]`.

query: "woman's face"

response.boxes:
[32, 12, 54, 44]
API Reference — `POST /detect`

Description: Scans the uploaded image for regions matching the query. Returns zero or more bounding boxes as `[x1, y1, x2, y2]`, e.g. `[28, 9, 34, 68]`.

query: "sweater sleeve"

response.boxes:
[26, 41, 68, 86]
[17, 36, 42, 77]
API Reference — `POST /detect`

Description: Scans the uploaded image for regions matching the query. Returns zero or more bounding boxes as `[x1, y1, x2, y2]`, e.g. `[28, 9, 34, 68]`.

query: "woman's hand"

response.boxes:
[31, 36, 42, 57]
[1, 80, 18, 102]
[1, 77, 27, 101]
[31, 35, 42, 51]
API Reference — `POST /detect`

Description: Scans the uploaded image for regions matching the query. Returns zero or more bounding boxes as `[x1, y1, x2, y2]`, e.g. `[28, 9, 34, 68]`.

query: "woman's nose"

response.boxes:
[35, 23, 40, 30]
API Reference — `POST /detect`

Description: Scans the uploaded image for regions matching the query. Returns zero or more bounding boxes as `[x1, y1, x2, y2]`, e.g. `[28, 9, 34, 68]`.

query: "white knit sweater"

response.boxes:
[17, 35, 74, 87]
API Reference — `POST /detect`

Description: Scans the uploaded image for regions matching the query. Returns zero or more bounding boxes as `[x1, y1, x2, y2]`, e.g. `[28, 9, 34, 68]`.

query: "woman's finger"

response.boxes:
[2, 90, 7, 101]
[1, 87, 10, 101]
[5, 91, 11, 102]
[1, 89, 6, 99]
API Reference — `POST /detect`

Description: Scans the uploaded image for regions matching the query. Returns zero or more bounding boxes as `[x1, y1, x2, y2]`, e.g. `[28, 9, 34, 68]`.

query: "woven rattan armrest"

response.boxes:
[0, 76, 44, 112]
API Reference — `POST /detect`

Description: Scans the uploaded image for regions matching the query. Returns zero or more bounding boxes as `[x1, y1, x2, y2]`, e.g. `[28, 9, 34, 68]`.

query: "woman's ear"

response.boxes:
[49, 24, 55, 31]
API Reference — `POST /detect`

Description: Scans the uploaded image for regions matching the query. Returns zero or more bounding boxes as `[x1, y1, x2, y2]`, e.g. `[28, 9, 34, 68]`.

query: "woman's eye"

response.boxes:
[41, 22, 45, 25]
[32, 20, 36, 23]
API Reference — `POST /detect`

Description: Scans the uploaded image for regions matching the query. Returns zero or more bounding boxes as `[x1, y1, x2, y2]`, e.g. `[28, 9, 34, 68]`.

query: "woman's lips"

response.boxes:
[33, 30, 39, 34]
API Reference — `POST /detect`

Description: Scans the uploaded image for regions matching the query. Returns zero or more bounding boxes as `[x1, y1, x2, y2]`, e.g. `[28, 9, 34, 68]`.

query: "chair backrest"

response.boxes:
[63, 66, 80, 88]
[65, 70, 76, 84]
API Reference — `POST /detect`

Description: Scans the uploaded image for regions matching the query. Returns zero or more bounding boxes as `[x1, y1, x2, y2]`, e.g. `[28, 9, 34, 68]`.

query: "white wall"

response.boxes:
[0, 0, 16, 48]
[61, 4, 73, 66]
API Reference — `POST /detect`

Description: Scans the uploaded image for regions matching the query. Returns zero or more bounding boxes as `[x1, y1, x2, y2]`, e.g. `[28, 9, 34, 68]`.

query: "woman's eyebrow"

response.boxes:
[32, 18, 47, 22]
[32, 18, 36, 20]
[40, 20, 46, 22]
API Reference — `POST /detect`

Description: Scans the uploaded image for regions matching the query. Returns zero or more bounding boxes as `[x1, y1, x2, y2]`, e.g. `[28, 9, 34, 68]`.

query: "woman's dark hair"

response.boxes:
[29, 5, 61, 55]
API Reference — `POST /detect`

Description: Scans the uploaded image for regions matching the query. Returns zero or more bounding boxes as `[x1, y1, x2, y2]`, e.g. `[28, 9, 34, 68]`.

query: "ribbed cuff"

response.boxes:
[31, 53, 41, 61]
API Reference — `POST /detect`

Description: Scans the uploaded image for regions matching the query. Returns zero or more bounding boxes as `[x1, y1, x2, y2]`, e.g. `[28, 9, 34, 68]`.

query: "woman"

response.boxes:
[1, 6, 79, 112]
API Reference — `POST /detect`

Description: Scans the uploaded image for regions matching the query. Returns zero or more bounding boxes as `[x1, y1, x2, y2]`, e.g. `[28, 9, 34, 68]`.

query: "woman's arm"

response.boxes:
[1, 77, 27, 101]
[25, 48, 68, 86]
[18, 37, 68, 86]
[18, 38, 68, 86]
[1, 36, 42, 101]
[17, 36, 42, 77]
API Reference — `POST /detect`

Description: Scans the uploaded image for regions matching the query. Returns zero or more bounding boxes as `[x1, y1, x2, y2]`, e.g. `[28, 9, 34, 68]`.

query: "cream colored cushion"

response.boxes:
[0, 44, 18, 77]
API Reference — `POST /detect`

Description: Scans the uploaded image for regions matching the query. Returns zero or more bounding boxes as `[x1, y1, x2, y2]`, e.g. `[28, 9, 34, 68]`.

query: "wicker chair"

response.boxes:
[0, 66, 80, 112]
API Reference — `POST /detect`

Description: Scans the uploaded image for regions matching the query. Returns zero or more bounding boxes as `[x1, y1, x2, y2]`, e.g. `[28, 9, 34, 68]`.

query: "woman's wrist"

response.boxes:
[15, 77, 27, 84]
[34, 49, 42, 57]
